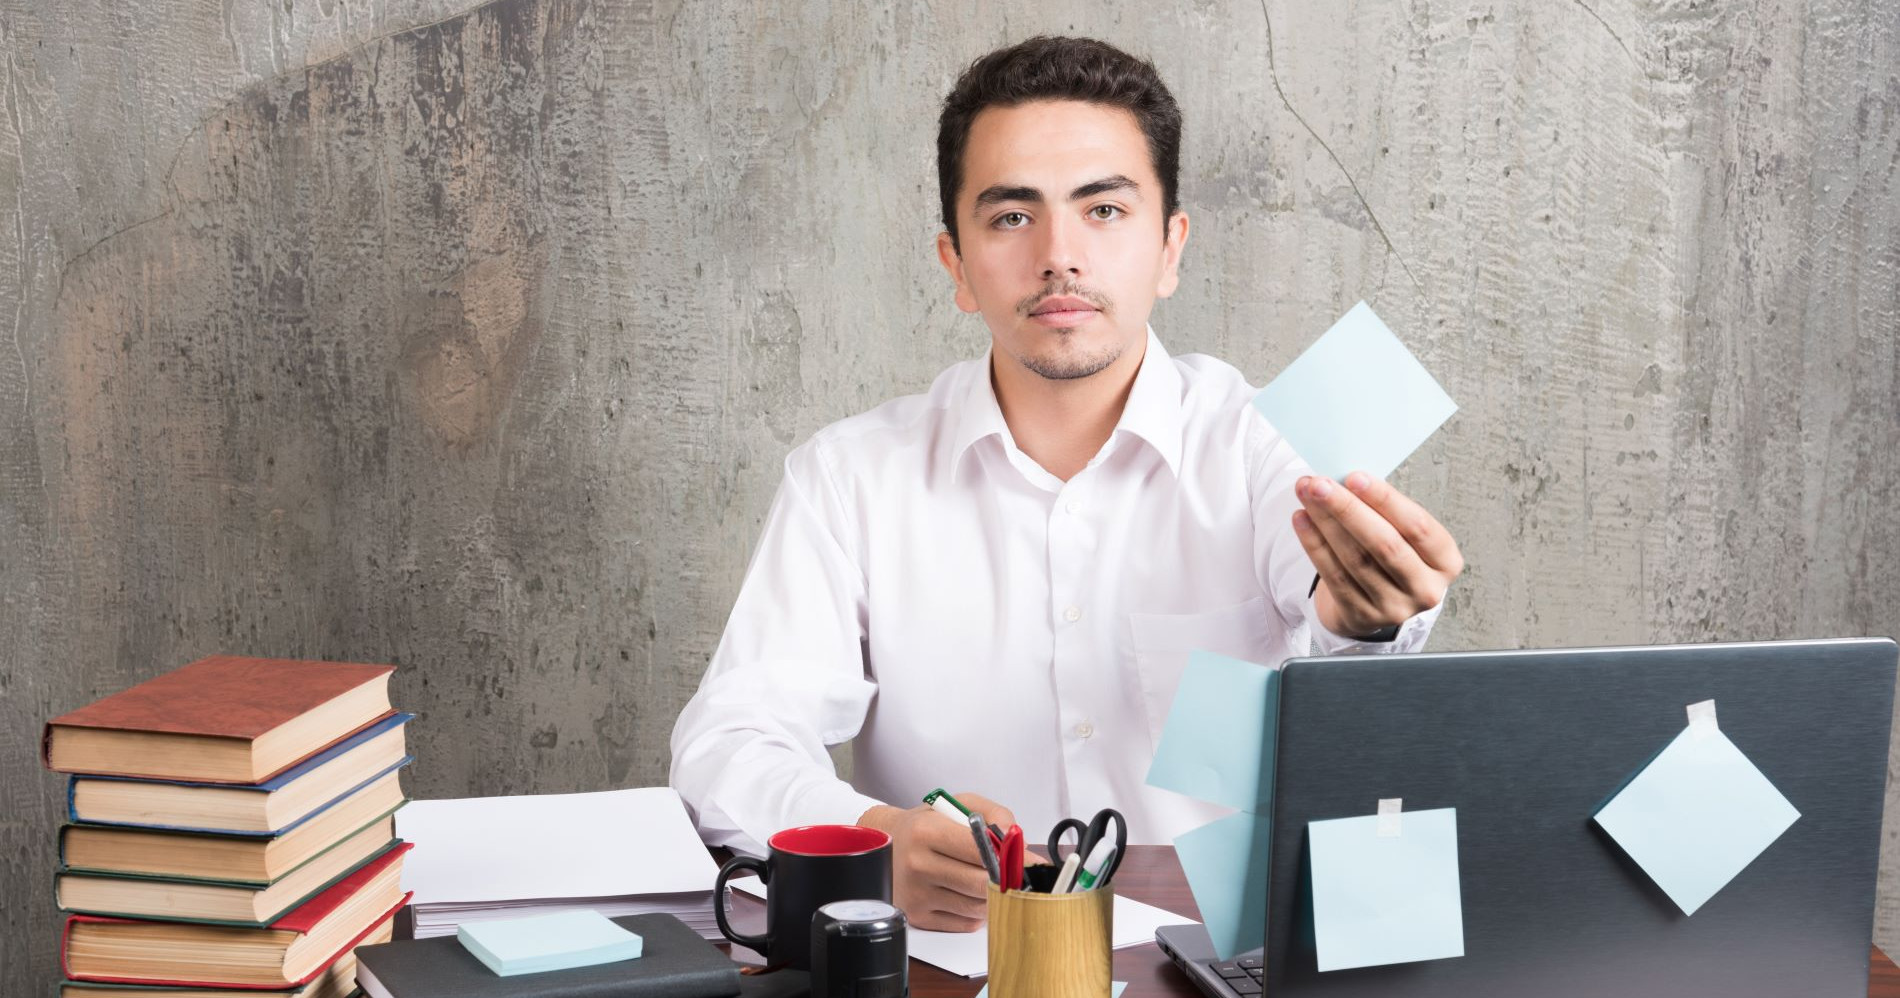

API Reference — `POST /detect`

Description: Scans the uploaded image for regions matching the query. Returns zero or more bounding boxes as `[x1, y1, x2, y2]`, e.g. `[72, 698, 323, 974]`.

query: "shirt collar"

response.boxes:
[950, 325, 1184, 482]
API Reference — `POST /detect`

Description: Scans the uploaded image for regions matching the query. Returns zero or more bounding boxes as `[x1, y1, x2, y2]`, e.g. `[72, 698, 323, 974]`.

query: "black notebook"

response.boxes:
[353, 912, 742, 998]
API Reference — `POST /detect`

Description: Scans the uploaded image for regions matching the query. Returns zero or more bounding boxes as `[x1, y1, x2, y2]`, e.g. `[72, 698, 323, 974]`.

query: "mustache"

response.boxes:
[1016, 283, 1113, 317]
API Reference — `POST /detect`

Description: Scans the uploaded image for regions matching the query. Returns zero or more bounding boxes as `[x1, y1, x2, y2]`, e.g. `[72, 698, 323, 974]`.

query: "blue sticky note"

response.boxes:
[1251, 302, 1457, 482]
[458, 909, 643, 976]
[1307, 807, 1464, 972]
[1175, 810, 1273, 961]
[975, 983, 1127, 997]
[1593, 723, 1800, 915]
[1145, 652, 1280, 813]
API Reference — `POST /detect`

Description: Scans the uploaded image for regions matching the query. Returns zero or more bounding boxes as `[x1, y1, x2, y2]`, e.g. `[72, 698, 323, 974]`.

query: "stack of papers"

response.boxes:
[726, 877, 1195, 977]
[397, 787, 727, 941]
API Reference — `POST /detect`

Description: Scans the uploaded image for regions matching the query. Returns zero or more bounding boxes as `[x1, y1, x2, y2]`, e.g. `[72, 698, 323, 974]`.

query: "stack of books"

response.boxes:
[43, 655, 417, 998]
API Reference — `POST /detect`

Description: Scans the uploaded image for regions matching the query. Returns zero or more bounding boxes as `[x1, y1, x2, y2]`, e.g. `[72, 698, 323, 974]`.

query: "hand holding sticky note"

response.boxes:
[1251, 302, 1457, 482]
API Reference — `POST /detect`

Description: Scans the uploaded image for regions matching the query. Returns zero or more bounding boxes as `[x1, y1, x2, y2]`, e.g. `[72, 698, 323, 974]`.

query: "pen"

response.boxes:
[924, 788, 1005, 841]
[1072, 840, 1118, 892]
[1051, 851, 1083, 894]
[968, 809, 1003, 886]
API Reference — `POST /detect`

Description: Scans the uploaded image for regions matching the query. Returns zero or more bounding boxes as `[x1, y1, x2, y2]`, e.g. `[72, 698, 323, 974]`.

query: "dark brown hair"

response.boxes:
[937, 36, 1183, 253]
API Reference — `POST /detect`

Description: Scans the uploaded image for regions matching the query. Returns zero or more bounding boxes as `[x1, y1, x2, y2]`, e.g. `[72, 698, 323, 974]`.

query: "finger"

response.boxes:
[1306, 493, 1445, 618]
[924, 811, 983, 866]
[1300, 476, 1444, 605]
[1297, 477, 1413, 603]
[957, 793, 1017, 839]
[1292, 509, 1372, 612]
[919, 853, 992, 912]
[912, 908, 984, 933]
[919, 840, 993, 901]
[932, 882, 989, 920]
[1342, 472, 1463, 575]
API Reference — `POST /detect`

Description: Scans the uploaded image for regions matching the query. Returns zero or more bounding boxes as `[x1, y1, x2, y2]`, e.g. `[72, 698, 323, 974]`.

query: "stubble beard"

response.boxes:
[1014, 283, 1120, 381]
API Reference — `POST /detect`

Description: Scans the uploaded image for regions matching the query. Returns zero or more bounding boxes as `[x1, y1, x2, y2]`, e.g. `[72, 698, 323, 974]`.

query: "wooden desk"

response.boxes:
[724, 845, 1900, 997]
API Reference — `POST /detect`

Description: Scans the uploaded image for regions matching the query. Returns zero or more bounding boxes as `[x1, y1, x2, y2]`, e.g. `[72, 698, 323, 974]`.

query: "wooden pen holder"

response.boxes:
[985, 881, 1114, 998]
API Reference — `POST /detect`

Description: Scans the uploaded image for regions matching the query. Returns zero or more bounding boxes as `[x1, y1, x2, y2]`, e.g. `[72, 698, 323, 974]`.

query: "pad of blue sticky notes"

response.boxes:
[1308, 807, 1464, 973]
[1251, 302, 1456, 483]
[458, 909, 643, 977]
[1146, 652, 1281, 813]
[1593, 721, 1800, 915]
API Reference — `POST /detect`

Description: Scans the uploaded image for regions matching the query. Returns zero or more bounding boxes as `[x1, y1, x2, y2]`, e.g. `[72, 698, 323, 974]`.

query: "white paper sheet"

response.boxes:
[397, 786, 719, 904]
[728, 876, 1197, 977]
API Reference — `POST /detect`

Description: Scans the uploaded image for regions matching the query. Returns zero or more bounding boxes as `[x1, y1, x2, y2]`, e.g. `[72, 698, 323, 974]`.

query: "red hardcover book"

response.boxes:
[44, 655, 396, 783]
[61, 842, 412, 988]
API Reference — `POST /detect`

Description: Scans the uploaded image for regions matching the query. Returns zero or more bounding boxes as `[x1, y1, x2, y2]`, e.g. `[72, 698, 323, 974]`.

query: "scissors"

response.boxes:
[1047, 807, 1127, 886]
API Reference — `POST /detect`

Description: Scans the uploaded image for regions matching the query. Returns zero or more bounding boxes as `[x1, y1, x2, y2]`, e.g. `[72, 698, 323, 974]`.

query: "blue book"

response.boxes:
[68, 713, 414, 835]
[458, 910, 644, 976]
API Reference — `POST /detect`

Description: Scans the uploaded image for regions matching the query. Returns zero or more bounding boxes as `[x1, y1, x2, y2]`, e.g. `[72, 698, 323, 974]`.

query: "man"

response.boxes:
[669, 36, 1463, 932]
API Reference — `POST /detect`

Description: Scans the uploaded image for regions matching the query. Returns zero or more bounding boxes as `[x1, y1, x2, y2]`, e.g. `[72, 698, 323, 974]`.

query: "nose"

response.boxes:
[1038, 211, 1084, 282]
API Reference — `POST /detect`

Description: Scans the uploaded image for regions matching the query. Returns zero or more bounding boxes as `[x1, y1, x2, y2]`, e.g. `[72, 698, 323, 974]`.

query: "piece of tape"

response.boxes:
[1687, 699, 1718, 739]
[1377, 798, 1403, 837]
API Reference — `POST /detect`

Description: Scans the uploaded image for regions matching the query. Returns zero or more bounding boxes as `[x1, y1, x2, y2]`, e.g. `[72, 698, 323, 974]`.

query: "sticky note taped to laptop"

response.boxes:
[1251, 302, 1457, 482]
[1308, 801, 1465, 972]
[1592, 700, 1800, 916]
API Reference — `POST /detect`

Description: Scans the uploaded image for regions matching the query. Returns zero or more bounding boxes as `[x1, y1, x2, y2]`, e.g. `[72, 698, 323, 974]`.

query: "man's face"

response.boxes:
[937, 100, 1188, 382]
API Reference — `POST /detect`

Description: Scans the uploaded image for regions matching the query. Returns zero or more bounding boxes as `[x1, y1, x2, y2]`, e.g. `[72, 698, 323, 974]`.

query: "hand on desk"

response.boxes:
[1293, 471, 1464, 639]
[860, 792, 1017, 932]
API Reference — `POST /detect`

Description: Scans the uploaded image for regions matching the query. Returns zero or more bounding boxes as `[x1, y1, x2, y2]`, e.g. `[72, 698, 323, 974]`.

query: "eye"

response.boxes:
[1090, 204, 1123, 221]
[994, 211, 1030, 229]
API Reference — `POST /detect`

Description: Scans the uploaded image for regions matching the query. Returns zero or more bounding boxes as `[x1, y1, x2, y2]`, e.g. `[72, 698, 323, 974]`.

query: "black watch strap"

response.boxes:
[1308, 573, 1403, 642]
[1350, 622, 1404, 643]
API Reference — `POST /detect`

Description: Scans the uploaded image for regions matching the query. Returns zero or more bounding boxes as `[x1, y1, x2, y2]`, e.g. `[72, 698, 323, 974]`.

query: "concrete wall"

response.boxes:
[2, 0, 1895, 986]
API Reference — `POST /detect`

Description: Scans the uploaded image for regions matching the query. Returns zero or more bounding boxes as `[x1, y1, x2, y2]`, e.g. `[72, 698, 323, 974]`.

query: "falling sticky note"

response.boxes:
[1145, 652, 1282, 813]
[1592, 709, 1800, 915]
[1251, 302, 1457, 482]
[1147, 651, 1282, 961]
[1175, 810, 1274, 961]
[1307, 805, 1465, 972]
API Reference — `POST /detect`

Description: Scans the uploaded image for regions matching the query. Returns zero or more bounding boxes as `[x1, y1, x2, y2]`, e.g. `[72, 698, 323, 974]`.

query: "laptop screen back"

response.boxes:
[1265, 638, 1895, 998]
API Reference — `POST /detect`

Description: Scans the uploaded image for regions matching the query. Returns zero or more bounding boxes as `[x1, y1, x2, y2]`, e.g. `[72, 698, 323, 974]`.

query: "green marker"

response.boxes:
[923, 788, 1004, 840]
[1071, 839, 1118, 892]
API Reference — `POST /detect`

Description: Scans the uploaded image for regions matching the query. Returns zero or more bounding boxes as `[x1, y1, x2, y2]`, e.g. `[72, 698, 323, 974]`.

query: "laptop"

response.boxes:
[1157, 637, 1896, 998]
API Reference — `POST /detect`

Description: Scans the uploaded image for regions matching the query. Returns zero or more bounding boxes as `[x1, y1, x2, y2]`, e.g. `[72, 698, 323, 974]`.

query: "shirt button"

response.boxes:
[1065, 498, 1082, 514]
[1063, 605, 1083, 623]
[1075, 721, 1095, 738]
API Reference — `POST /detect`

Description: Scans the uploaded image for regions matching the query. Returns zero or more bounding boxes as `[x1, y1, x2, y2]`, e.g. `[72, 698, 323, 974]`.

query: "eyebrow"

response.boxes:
[970, 174, 1143, 216]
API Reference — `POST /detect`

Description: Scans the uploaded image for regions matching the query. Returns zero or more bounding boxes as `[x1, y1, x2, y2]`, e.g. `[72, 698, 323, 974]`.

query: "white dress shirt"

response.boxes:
[668, 328, 1439, 853]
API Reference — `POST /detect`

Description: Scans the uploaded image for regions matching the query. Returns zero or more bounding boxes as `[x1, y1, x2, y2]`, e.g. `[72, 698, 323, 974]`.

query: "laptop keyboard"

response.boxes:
[1210, 955, 1264, 995]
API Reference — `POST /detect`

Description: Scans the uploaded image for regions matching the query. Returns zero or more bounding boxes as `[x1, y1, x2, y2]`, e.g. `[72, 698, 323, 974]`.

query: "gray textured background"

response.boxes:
[2, 0, 1895, 987]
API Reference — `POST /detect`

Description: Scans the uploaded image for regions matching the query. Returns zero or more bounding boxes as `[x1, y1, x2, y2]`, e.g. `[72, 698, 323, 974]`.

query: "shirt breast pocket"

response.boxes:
[1127, 596, 1276, 747]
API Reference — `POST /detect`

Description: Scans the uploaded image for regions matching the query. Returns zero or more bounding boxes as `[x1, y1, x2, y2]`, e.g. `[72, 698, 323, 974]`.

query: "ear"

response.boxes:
[936, 231, 981, 313]
[1154, 211, 1191, 299]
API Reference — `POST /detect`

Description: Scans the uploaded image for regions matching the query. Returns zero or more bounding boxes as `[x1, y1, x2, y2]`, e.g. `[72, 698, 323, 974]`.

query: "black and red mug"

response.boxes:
[714, 824, 894, 970]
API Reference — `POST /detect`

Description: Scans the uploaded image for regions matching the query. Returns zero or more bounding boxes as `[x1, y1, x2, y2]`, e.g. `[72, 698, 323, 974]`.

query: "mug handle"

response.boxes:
[714, 854, 773, 955]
